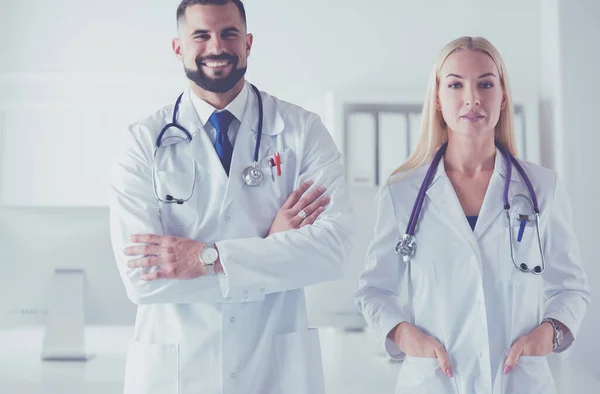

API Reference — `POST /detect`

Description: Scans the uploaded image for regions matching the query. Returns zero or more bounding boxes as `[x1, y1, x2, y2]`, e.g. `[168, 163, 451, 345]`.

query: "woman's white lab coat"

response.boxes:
[355, 152, 590, 394]
[109, 82, 353, 394]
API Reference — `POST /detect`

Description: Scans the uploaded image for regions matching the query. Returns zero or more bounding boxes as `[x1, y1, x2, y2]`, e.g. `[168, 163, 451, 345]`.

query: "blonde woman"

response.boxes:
[355, 36, 590, 394]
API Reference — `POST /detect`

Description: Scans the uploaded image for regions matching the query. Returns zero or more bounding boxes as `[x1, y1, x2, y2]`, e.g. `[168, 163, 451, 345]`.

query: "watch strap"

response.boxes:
[541, 318, 561, 350]
[200, 244, 218, 275]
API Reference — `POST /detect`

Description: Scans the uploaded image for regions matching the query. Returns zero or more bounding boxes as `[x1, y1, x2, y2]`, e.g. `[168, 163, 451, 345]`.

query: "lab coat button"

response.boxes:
[230, 373, 235, 379]
[260, 288, 265, 292]
[225, 216, 231, 221]
[230, 317, 235, 323]
[478, 352, 483, 358]
[243, 290, 248, 294]
[225, 297, 231, 302]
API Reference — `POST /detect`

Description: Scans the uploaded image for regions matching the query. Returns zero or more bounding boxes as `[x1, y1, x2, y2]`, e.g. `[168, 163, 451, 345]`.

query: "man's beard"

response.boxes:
[184, 53, 247, 93]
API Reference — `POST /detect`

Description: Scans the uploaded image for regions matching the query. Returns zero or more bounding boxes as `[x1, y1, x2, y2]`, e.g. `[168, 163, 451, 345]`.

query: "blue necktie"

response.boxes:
[209, 110, 235, 176]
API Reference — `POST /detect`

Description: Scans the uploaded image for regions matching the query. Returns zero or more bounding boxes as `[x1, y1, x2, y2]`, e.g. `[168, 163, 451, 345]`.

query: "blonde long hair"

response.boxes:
[388, 36, 517, 183]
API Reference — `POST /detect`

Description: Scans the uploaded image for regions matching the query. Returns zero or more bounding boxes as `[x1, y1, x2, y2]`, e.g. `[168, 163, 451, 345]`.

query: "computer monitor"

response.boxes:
[0, 206, 136, 329]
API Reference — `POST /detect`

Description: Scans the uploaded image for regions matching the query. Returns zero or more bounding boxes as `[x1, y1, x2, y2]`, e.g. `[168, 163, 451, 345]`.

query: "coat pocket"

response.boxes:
[258, 148, 296, 202]
[505, 355, 556, 394]
[273, 328, 326, 394]
[155, 171, 199, 231]
[395, 356, 457, 394]
[499, 219, 544, 286]
[123, 339, 180, 394]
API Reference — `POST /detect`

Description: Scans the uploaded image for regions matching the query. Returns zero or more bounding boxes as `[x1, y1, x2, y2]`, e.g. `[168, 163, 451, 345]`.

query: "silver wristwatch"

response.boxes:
[541, 318, 563, 350]
[199, 244, 219, 275]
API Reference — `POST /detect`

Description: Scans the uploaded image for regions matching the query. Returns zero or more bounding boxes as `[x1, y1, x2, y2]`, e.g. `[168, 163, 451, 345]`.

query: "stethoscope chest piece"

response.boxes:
[242, 163, 264, 187]
[395, 234, 417, 263]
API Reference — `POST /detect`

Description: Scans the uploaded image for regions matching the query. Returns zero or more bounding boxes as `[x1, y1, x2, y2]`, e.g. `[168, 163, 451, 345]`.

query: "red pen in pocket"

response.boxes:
[273, 152, 282, 176]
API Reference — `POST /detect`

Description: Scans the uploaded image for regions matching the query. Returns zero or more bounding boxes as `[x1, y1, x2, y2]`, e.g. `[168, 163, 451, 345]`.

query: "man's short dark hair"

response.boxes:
[176, 0, 247, 28]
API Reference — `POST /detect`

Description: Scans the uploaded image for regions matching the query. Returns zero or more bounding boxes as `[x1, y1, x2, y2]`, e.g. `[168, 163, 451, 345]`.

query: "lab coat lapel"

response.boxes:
[220, 113, 256, 213]
[425, 159, 480, 258]
[220, 87, 278, 213]
[473, 173, 506, 239]
[474, 149, 519, 239]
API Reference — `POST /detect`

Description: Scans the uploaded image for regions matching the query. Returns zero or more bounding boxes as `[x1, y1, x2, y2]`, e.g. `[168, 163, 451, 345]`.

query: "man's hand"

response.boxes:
[268, 180, 330, 236]
[124, 234, 206, 281]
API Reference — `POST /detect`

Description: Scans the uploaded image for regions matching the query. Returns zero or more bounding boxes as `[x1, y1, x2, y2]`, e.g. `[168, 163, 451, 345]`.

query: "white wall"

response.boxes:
[549, 0, 600, 377]
[248, 0, 542, 116]
[0, 0, 541, 112]
[539, 0, 562, 171]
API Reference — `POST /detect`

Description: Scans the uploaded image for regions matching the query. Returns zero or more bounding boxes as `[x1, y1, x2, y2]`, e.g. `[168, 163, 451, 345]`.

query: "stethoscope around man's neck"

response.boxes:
[151, 83, 266, 205]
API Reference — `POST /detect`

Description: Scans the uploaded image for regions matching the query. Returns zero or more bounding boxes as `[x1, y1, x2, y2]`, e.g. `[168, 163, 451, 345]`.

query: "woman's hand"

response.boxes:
[389, 322, 454, 378]
[503, 322, 554, 374]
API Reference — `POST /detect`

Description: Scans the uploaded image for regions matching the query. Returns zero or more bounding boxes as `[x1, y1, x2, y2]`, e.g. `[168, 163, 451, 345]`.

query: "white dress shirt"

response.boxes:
[189, 82, 250, 149]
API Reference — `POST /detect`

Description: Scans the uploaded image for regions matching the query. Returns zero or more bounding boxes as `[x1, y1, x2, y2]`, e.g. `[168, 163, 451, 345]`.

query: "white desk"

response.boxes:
[1, 326, 598, 394]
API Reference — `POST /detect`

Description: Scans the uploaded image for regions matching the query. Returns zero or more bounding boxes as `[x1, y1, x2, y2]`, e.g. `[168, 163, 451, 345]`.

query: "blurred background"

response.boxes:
[0, 0, 598, 393]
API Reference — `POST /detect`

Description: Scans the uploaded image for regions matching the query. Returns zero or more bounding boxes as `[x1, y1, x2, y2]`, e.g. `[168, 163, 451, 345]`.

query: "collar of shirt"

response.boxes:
[189, 82, 249, 128]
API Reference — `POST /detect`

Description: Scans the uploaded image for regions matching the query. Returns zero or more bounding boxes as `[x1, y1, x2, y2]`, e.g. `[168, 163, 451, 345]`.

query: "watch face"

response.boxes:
[201, 247, 218, 264]
[556, 328, 564, 345]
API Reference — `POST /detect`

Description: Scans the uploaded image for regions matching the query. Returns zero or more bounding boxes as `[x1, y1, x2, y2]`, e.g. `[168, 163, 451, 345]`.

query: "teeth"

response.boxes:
[205, 61, 229, 67]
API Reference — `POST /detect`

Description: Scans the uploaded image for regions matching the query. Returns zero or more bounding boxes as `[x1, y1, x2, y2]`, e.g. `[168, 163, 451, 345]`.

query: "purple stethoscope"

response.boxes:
[394, 141, 547, 275]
